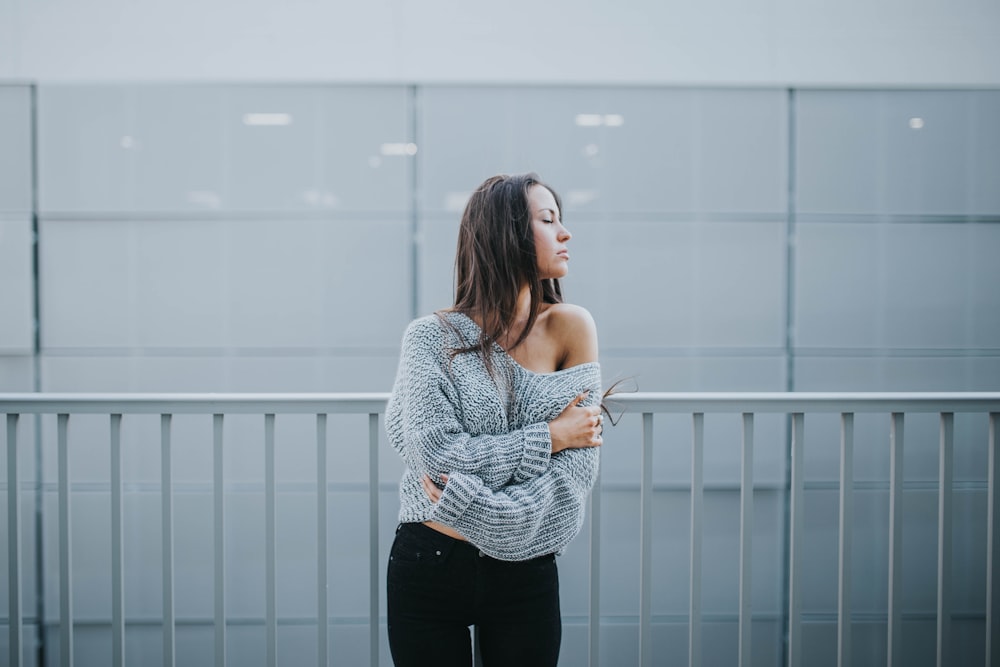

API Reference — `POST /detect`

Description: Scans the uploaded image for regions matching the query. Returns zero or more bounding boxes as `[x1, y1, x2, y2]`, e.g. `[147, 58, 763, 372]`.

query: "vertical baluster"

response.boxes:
[639, 412, 653, 667]
[7, 413, 23, 667]
[161, 414, 175, 667]
[838, 413, 854, 667]
[888, 413, 904, 667]
[316, 414, 328, 667]
[689, 413, 704, 667]
[58, 413, 73, 667]
[213, 414, 225, 667]
[937, 413, 953, 667]
[265, 414, 277, 667]
[110, 413, 124, 667]
[369, 413, 380, 666]
[738, 413, 754, 667]
[589, 465, 602, 667]
[787, 413, 804, 667]
[987, 412, 999, 667]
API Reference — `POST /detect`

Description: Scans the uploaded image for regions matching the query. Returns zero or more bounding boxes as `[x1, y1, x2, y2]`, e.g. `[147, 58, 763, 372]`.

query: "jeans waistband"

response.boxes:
[397, 522, 554, 563]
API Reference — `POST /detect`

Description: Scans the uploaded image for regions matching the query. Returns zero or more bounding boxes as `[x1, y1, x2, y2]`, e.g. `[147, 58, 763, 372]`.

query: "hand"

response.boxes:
[548, 391, 604, 454]
[421, 473, 448, 503]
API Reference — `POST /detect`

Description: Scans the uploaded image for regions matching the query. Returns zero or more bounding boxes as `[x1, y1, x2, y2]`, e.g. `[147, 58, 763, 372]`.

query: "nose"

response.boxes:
[558, 224, 571, 241]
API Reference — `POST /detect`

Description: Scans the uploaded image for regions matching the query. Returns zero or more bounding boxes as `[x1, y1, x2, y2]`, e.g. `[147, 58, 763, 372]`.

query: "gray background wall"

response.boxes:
[1, 1, 999, 665]
[1, 80, 997, 667]
[2, 0, 999, 86]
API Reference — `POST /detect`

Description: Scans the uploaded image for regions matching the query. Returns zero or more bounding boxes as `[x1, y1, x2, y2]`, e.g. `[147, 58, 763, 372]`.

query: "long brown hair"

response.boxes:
[446, 173, 564, 373]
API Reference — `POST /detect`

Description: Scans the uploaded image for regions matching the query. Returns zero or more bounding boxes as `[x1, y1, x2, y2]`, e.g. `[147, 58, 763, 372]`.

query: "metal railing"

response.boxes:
[2, 392, 999, 667]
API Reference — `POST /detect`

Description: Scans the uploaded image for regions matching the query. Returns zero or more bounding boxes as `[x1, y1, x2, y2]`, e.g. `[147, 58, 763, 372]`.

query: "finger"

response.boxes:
[421, 475, 441, 502]
[423, 474, 438, 492]
[569, 391, 590, 408]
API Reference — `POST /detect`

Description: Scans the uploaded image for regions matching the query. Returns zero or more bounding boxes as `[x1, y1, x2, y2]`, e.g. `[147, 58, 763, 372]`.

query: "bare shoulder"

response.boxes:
[544, 303, 599, 368]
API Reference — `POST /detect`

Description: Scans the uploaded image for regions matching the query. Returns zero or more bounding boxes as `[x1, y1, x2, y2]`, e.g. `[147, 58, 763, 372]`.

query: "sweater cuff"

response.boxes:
[430, 472, 479, 526]
[513, 422, 552, 484]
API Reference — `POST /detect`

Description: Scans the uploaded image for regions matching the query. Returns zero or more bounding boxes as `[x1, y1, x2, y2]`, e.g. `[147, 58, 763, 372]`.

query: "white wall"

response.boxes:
[2, 0, 1000, 86]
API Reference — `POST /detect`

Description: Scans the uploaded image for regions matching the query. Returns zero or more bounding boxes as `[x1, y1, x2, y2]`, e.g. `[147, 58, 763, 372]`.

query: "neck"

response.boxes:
[513, 284, 532, 324]
[502, 284, 534, 349]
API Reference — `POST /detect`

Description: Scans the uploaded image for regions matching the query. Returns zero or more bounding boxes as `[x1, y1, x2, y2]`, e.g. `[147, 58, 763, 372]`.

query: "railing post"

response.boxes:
[787, 413, 804, 667]
[639, 412, 654, 667]
[265, 414, 277, 667]
[316, 414, 328, 667]
[369, 413, 380, 666]
[161, 414, 175, 667]
[7, 413, 23, 667]
[689, 413, 704, 667]
[888, 413, 904, 667]
[936, 413, 953, 667]
[589, 464, 601, 667]
[110, 413, 125, 667]
[58, 413, 73, 667]
[213, 414, 226, 667]
[988, 412, 999, 667]
[837, 413, 854, 667]
[739, 413, 754, 667]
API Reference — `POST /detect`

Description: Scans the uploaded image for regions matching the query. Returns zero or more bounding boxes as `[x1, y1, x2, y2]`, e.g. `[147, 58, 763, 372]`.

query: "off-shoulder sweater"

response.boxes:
[385, 310, 601, 561]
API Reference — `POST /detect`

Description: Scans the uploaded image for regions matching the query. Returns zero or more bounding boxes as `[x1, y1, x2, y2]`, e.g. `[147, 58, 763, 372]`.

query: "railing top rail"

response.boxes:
[0, 393, 391, 414]
[1, 392, 999, 415]
[615, 392, 1000, 413]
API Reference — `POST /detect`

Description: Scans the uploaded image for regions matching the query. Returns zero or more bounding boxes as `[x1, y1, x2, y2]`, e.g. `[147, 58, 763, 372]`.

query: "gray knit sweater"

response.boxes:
[385, 310, 602, 561]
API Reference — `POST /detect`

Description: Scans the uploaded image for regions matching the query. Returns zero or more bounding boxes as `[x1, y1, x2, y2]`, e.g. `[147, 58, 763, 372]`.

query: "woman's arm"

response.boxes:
[385, 317, 552, 488]
[425, 445, 601, 560]
[421, 305, 605, 559]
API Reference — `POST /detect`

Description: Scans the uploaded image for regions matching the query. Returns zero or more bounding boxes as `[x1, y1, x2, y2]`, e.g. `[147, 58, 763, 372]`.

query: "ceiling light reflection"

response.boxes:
[243, 113, 293, 126]
[380, 143, 418, 156]
[909, 117, 925, 130]
[575, 114, 625, 127]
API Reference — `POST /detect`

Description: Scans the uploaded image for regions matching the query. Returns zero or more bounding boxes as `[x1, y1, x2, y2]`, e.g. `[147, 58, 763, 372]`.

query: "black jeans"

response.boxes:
[386, 522, 562, 667]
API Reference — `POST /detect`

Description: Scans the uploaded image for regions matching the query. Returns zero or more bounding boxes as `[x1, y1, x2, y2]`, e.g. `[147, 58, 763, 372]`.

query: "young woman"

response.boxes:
[385, 173, 604, 666]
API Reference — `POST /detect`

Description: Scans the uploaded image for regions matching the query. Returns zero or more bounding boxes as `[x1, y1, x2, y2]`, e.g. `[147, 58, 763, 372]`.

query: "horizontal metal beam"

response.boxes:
[614, 392, 1000, 414]
[0, 393, 390, 414]
[3, 392, 1000, 416]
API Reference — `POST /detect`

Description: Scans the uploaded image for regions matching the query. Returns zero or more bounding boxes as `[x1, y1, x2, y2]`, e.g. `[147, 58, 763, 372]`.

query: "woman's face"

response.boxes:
[529, 185, 571, 280]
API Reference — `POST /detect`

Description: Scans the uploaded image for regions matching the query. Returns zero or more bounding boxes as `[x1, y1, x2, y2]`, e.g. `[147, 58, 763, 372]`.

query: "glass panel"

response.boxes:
[795, 221, 1000, 349]
[0, 217, 34, 351]
[796, 90, 1000, 215]
[569, 219, 786, 349]
[0, 85, 32, 212]
[40, 218, 411, 350]
[419, 86, 787, 216]
[37, 84, 413, 213]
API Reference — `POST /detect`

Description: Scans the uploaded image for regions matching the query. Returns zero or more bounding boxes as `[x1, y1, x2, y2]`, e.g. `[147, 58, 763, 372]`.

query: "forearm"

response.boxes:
[429, 448, 600, 560]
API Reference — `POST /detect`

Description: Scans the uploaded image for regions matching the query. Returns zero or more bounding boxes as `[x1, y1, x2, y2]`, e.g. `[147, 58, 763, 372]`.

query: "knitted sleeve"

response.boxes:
[428, 445, 600, 561]
[385, 316, 552, 489]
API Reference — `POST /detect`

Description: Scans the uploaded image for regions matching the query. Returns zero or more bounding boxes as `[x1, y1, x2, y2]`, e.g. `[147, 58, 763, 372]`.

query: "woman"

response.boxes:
[385, 173, 604, 666]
